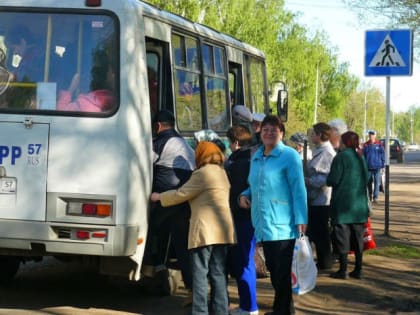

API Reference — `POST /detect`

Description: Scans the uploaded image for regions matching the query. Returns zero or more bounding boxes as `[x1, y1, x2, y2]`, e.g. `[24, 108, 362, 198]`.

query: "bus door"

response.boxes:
[146, 38, 172, 121]
[0, 121, 48, 221]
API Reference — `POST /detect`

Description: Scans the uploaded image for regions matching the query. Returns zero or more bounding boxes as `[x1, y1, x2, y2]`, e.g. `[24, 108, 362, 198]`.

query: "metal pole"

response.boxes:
[364, 91, 367, 141]
[384, 76, 390, 236]
[392, 110, 394, 137]
[314, 63, 319, 124]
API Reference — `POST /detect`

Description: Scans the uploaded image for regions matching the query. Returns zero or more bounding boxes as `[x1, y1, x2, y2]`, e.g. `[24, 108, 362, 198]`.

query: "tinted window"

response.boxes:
[172, 33, 201, 131]
[0, 11, 118, 114]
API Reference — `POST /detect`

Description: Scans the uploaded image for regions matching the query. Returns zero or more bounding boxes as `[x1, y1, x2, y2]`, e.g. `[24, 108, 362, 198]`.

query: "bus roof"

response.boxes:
[0, 0, 266, 59]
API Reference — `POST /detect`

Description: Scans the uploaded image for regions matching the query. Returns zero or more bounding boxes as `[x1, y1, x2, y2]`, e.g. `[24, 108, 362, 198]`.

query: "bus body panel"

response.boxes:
[0, 121, 48, 221]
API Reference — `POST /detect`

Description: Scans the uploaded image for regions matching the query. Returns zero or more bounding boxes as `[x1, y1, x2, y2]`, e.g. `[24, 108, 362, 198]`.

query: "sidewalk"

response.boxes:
[371, 163, 420, 247]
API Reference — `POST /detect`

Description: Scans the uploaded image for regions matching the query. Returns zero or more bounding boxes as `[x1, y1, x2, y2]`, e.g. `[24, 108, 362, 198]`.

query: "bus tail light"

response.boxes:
[67, 201, 112, 218]
[75, 230, 107, 240]
[82, 203, 97, 215]
[86, 0, 101, 7]
[76, 231, 90, 239]
[96, 204, 111, 216]
[92, 231, 107, 238]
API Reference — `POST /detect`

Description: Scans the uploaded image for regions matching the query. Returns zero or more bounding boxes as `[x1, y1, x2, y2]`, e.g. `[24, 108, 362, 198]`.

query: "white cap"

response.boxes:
[232, 105, 252, 123]
[252, 112, 265, 122]
[328, 118, 347, 135]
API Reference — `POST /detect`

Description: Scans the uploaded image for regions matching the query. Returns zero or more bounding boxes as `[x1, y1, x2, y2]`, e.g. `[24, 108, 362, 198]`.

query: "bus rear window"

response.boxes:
[0, 11, 118, 114]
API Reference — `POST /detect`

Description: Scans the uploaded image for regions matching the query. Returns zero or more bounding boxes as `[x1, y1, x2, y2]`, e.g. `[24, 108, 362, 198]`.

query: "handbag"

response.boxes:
[379, 171, 385, 193]
[363, 217, 376, 250]
[291, 233, 317, 295]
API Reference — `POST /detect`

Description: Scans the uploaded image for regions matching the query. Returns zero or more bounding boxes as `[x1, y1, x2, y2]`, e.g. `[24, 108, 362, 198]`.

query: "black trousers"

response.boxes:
[333, 223, 364, 255]
[262, 239, 296, 315]
[143, 203, 192, 289]
[307, 205, 333, 269]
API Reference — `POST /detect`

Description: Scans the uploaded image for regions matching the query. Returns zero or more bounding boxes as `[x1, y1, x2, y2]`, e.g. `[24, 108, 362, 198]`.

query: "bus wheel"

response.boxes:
[0, 256, 20, 285]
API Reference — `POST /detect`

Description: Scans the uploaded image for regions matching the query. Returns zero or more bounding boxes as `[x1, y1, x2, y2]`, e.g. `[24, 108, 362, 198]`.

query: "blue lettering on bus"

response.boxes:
[0, 146, 9, 164]
[0, 145, 23, 165]
[11, 146, 22, 165]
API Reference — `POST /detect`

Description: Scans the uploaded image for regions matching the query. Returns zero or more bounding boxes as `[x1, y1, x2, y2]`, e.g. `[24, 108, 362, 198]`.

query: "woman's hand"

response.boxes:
[297, 224, 307, 234]
[150, 192, 160, 202]
[239, 195, 251, 209]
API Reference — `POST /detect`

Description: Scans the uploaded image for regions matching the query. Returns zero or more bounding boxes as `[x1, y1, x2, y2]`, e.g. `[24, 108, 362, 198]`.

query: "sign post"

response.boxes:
[365, 29, 413, 236]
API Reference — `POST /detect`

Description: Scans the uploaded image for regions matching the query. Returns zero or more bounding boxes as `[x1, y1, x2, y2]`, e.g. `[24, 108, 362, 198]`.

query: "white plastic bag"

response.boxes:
[291, 233, 317, 295]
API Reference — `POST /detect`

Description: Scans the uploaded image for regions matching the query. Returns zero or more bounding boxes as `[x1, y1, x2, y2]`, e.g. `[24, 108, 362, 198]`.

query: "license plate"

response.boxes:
[1, 177, 17, 193]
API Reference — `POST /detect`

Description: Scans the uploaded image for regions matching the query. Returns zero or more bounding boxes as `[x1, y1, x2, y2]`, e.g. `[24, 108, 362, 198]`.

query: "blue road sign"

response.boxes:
[365, 29, 413, 76]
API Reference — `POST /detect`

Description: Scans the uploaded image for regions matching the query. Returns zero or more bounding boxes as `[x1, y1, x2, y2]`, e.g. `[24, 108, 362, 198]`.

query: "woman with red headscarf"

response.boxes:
[150, 141, 236, 315]
[327, 131, 369, 280]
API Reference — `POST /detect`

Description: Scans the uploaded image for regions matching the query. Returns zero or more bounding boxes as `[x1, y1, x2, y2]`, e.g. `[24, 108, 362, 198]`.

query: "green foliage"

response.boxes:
[366, 243, 420, 259]
[344, 0, 420, 59]
[145, 0, 393, 136]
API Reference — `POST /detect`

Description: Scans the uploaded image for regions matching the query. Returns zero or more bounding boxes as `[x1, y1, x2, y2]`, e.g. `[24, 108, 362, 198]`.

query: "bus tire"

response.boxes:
[0, 256, 20, 285]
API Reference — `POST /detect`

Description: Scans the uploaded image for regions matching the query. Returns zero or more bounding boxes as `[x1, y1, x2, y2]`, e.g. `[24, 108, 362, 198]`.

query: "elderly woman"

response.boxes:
[239, 115, 307, 315]
[151, 141, 235, 315]
[305, 122, 336, 271]
[327, 131, 369, 280]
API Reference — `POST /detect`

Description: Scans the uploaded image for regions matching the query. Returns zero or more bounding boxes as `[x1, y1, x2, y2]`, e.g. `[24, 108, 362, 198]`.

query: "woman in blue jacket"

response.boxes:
[240, 115, 308, 315]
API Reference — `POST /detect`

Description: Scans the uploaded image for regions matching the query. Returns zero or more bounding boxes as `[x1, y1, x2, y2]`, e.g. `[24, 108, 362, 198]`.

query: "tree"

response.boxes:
[146, 0, 361, 134]
[344, 0, 420, 58]
[344, 86, 386, 139]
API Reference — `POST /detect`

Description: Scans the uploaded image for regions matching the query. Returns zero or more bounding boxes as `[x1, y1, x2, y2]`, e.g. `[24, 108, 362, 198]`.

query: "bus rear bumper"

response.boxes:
[0, 220, 140, 257]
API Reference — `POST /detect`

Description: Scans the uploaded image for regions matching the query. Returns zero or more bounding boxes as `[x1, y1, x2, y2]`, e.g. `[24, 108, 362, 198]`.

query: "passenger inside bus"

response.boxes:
[3, 25, 44, 109]
[5, 25, 44, 83]
[57, 49, 115, 112]
[147, 66, 158, 118]
[0, 48, 12, 98]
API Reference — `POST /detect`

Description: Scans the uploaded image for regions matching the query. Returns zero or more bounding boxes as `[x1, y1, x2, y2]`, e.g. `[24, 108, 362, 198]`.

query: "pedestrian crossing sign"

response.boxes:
[365, 29, 413, 76]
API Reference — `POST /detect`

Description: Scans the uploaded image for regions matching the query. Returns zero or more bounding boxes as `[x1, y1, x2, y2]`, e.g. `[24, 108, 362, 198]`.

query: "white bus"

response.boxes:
[0, 0, 285, 285]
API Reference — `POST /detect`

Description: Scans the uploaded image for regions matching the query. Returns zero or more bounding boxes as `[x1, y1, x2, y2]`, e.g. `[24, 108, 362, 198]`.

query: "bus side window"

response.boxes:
[172, 33, 202, 131]
[204, 44, 228, 131]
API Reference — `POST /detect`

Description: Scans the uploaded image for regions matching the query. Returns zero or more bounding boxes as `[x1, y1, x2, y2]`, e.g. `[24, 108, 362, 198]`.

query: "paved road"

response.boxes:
[0, 157, 419, 315]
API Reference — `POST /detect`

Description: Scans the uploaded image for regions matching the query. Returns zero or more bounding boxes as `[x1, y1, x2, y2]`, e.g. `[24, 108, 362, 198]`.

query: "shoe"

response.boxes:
[230, 308, 259, 315]
[372, 199, 378, 204]
[349, 270, 362, 279]
[330, 270, 348, 279]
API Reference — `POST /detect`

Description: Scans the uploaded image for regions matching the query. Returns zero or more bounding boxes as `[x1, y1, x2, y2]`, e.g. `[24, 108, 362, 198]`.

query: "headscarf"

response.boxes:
[195, 141, 224, 169]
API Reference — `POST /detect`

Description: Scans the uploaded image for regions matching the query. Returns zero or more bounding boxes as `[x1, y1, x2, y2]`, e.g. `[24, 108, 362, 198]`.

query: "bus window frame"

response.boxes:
[201, 41, 229, 132]
[244, 54, 268, 114]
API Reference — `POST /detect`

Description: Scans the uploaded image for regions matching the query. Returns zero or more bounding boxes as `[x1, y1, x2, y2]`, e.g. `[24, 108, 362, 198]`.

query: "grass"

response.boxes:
[366, 243, 420, 259]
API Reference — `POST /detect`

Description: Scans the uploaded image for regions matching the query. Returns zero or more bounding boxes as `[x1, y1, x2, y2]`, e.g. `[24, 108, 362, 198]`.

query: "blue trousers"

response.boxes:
[368, 169, 381, 200]
[191, 244, 229, 315]
[227, 220, 258, 312]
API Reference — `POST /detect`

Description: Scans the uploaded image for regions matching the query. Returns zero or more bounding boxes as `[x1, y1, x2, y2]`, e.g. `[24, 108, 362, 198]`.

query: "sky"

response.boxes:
[284, 0, 419, 113]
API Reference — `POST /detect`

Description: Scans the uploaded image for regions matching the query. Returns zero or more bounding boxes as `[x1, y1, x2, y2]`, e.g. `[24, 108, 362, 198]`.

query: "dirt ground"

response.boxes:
[0, 165, 418, 315]
[231, 164, 420, 315]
